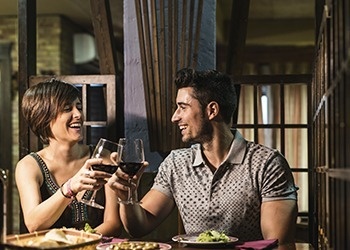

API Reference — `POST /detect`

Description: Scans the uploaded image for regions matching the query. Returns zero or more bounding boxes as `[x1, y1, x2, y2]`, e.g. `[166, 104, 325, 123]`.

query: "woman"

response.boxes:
[15, 79, 122, 237]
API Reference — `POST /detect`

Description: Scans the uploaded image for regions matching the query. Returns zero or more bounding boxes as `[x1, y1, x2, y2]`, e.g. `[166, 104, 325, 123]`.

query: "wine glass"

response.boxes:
[80, 138, 122, 209]
[117, 138, 145, 204]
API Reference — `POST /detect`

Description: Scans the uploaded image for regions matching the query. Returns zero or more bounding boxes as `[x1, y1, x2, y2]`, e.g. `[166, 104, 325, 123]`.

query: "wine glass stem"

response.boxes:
[91, 190, 97, 204]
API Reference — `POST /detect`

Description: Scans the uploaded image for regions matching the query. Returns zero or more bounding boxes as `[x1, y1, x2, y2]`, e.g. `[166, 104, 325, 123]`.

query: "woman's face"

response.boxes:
[49, 98, 84, 144]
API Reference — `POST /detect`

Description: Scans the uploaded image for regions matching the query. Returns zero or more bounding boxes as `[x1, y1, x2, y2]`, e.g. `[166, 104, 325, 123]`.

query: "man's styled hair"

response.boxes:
[175, 68, 237, 124]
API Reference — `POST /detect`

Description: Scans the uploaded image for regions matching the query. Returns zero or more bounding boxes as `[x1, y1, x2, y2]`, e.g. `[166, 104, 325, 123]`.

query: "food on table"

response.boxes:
[15, 228, 90, 247]
[107, 241, 160, 250]
[84, 222, 97, 233]
[44, 228, 72, 244]
[196, 229, 230, 242]
[26, 238, 61, 247]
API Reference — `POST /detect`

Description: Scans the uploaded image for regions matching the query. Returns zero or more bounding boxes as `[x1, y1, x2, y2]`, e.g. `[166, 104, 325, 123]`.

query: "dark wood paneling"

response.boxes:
[312, 0, 350, 249]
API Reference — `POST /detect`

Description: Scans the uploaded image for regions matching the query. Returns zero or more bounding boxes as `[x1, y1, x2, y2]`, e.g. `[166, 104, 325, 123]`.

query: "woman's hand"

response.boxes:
[69, 158, 113, 194]
[107, 161, 148, 201]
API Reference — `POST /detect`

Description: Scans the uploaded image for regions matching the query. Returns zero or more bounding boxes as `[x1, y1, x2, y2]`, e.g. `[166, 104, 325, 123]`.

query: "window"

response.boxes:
[233, 74, 312, 242]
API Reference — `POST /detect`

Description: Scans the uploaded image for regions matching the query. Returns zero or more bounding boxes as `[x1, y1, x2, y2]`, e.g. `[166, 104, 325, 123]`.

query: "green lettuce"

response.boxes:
[196, 230, 230, 242]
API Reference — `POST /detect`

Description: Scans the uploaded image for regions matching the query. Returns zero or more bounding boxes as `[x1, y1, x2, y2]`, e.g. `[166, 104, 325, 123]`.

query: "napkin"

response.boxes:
[111, 238, 128, 243]
[235, 239, 278, 250]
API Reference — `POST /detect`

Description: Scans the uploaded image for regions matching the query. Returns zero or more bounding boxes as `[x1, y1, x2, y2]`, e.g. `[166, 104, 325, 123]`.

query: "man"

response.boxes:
[109, 68, 298, 245]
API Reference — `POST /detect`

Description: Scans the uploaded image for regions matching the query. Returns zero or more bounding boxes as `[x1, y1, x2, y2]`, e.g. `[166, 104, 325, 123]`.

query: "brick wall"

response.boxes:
[0, 14, 86, 76]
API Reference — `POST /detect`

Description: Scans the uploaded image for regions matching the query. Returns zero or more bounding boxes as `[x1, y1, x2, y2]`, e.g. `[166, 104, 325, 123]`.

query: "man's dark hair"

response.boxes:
[174, 68, 237, 124]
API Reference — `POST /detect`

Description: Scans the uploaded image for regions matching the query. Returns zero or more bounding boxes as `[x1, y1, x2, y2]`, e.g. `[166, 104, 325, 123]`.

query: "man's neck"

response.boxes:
[201, 127, 234, 169]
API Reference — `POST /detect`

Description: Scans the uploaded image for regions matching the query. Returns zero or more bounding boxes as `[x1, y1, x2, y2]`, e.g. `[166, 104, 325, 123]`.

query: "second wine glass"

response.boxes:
[117, 138, 144, 205]
[80, 138, 122, 209]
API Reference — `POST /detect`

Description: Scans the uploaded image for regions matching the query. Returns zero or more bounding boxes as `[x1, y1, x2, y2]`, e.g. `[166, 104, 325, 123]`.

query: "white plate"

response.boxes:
[96, 241, 172, 250]
[172, 233, 239, 246]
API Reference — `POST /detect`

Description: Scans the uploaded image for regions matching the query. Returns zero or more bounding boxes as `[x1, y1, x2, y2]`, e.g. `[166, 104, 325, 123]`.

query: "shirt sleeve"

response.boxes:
[261, 152, 299, 202]
[150, 153, 174, 199]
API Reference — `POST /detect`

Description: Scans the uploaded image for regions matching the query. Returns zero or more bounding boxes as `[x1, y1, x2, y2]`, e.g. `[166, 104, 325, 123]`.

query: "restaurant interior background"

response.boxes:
[0, 0, 349, 249]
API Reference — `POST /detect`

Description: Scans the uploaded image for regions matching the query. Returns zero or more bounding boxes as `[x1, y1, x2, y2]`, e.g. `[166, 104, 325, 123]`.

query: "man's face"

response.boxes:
[171, 87, 212, 143]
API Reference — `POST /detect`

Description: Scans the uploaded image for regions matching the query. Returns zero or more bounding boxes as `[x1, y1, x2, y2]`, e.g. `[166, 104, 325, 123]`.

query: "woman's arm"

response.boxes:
[94, 183, 122, 237]
[15, 156, 72, 232]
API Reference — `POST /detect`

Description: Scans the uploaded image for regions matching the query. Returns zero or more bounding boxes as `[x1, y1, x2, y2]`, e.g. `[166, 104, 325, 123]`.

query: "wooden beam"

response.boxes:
[0, 42, 12, 237]
[90, 0, 124, 140]
[18, 0, 37, 157]
[0, 44, 12, 174]
[241, 45, 315, 63]
[90, 0, 118, 74]
[225, 0, 250, 125]
[17, 0, 37, 234]
[225, 0, 250, 76]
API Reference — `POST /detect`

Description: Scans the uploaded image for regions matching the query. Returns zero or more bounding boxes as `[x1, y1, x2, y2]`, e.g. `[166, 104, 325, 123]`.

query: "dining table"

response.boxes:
[0, 235, 314, 250]
[168, 242, 314, 250]
[98, 237, 314, 250]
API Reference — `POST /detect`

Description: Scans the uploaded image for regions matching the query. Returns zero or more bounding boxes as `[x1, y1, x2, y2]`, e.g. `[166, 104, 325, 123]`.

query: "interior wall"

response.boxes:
[0, 42, 13, 233]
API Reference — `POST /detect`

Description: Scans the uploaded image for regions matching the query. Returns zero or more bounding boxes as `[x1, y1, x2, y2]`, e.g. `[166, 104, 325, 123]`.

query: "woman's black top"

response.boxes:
[24, 147, 105, 232]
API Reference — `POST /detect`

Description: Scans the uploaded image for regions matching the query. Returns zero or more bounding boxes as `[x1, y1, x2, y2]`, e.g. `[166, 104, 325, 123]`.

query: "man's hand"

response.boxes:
[107, 161, 148, 201]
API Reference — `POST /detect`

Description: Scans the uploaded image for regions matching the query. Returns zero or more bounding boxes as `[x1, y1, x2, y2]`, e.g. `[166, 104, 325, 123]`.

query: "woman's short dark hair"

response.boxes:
[174, 68, 237, 124]
[21, 79, 81, 144]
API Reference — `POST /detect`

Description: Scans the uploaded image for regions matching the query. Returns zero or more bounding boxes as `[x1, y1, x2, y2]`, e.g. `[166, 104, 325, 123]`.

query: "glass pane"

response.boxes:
[285, 129, 308, 169]
[86, 126, 108, 145]
[257, 84, 281, 125]
[293, 172, 308, 213]
[237, 85, 254, 124]
[258, 128, 281, 151]
[86, 84, 107, 122]
[285, 84, 307, 124]
[239, 128, 254, 142]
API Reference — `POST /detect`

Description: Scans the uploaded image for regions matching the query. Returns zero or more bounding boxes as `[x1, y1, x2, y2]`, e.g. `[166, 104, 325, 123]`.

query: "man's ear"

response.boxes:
[206, 101, 219, 120]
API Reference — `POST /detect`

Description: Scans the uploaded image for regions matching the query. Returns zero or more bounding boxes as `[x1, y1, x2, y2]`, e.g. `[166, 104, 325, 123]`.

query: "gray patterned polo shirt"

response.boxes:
[151, 130, 298, 241]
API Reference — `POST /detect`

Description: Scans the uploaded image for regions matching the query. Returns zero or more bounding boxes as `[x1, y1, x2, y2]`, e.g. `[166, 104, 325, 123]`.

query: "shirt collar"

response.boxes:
[192, 129, 247, 167]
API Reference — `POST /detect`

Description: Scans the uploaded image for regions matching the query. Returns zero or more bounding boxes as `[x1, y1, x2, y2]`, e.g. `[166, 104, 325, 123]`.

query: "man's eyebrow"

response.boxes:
[177, 101, 191, 106]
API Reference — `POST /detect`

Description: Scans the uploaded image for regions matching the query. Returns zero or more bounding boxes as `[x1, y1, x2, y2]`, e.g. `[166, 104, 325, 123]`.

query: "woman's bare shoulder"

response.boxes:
[16, 153, 42, 176]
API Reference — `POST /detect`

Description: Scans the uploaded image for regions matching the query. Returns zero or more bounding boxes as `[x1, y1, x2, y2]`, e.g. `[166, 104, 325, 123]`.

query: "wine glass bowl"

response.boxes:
[119, 162, 143, 177]
[80, 138, 122, 209]
[91, 164, 118, 174]
[118, 138, 144, 204]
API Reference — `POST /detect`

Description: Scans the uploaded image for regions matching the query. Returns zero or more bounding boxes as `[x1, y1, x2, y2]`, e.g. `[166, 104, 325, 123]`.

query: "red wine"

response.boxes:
[92, 164, 118, 174]
[119, 162, 143, 177]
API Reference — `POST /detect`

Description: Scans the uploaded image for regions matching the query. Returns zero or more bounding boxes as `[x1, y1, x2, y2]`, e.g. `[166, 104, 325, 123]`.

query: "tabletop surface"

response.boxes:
[97, 239, 313, 250]
[169, 242, 314, 249]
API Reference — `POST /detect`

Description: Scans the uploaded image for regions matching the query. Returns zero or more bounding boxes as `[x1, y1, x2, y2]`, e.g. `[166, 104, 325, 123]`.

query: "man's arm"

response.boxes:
[119, 189, 175, 237]
[260, 199, 298, 245]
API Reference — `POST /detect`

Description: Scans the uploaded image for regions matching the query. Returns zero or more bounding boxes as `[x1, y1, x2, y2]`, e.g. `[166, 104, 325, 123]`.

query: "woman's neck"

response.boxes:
[41, 141, 84, 162]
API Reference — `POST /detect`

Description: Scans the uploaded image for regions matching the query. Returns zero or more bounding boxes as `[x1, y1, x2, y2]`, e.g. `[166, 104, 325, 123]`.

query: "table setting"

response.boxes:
[96, 231, 279, 250]
[1, 227, 312, 250]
